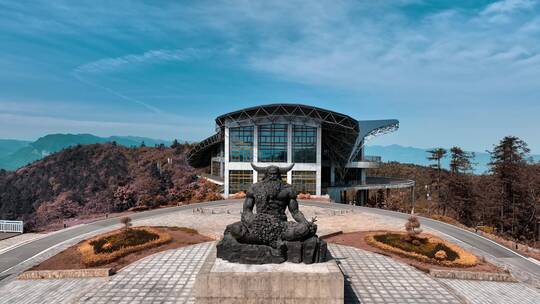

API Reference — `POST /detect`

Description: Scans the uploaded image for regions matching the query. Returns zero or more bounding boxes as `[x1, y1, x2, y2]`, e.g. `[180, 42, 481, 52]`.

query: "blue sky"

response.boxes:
[0, 0, 539, 153]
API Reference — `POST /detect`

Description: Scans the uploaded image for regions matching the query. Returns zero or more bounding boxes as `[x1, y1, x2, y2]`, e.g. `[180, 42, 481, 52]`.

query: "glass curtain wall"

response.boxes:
[229, 170, 253, 193]
[292, 125, 317, 163]
[258, 124, 288, 162]
[229, 126, 254, 162]
[291, 171, 316, 194]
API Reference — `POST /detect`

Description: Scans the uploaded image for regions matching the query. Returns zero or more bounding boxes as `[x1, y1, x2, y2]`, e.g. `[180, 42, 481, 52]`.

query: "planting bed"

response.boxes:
[30, 226, 212, 272]
[326, 231, 503, 273]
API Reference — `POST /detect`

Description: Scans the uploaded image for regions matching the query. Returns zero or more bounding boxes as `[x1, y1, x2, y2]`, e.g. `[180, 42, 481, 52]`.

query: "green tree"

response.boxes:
[447, 147, 476, 226]
[427, 148, 447, 214]
[488, 136, 533, 239]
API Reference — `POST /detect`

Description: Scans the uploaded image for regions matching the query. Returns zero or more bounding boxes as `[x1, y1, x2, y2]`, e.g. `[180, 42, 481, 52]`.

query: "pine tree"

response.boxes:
[427, 148, 447, 214]
[447, 147, 476, 226]
[489, 136, 532, 239]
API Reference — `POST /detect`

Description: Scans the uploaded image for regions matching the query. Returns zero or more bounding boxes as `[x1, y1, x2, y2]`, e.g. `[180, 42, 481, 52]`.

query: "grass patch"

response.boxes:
[79, 227, 171, 267]
[374, 234, 459, 261]
[366, 232, 477, 267]
[90, 229, 159, 254]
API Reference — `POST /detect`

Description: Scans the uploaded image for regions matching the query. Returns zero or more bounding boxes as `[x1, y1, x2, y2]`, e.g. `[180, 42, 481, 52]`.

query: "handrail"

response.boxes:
[0, 220, 23, 233]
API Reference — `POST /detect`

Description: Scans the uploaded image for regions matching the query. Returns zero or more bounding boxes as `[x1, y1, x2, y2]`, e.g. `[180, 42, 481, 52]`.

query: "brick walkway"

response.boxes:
[0, 278, 106, 304]
[329, 244, 462, 304]
[79, 242, 213, 304]
[438, 279, 540, 304]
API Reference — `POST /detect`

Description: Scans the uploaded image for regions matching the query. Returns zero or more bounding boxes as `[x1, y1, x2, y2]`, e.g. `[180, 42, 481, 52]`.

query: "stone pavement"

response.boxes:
[5, 241, 538, 304]
[132, 204, 422, 240]
[438, 279, 540, 304]
[329, 244, 462, 304]
[79, 242, 213, 304]
[0, 277, 106, 304]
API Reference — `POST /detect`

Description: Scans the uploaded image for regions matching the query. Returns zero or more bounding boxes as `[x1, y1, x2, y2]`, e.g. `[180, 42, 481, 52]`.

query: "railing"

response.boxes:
[364, 155, 382, 162]
[0, 220, 23, 233]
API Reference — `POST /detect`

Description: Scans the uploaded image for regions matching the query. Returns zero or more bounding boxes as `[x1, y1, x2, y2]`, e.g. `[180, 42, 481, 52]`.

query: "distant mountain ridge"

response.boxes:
[1, 135, 538, 173]
[365, 144, 540, 174]
[0, 134, 172, 170]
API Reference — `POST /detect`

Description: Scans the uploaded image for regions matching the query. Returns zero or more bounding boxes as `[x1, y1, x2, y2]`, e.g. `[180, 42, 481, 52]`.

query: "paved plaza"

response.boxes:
[1, 202, 540, 303]
[1, 241, 539, 303]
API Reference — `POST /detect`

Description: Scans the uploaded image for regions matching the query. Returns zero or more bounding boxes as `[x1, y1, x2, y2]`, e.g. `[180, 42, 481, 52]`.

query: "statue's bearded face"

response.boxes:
[265, 167, 280, 181]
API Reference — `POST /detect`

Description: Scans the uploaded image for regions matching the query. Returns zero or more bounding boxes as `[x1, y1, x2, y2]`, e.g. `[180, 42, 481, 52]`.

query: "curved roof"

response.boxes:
[187, 104, 398, 169]
[215, 103, 358, 130]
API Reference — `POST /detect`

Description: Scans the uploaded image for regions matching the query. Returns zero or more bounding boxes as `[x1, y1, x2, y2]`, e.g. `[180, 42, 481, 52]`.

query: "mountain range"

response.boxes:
[0, 134, 538, 173]
[365, 144, 540, 174]
[0, 134, 171, 170]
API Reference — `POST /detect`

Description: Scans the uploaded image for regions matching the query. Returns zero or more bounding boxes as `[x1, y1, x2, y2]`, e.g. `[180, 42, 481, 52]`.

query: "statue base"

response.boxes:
[194, 251, 344, 304]
[216, 234, 328, 264]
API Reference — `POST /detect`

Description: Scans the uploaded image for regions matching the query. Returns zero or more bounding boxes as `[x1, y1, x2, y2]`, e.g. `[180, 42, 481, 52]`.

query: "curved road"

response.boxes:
[1, 199, 539, 284]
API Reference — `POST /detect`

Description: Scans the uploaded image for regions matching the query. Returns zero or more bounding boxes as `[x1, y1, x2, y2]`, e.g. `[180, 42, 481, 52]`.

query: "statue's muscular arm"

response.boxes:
[241, 187, 255, 223]
[287, 191, 309, 224]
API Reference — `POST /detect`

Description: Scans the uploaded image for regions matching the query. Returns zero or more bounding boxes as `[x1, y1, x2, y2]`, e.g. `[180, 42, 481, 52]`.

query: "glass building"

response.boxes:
[187, 104, 414, 204]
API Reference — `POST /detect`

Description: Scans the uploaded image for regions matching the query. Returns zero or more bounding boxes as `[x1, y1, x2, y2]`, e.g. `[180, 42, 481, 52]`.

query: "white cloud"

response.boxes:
[74, 48, 200, 74]
[0, 112, 210, 141]
[481, 0, 537, 15]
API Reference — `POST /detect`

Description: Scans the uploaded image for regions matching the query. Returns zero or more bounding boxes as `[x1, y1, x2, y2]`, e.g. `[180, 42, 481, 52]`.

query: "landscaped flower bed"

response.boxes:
[366, 232, 478, 267]
[79, 226, 172, 267]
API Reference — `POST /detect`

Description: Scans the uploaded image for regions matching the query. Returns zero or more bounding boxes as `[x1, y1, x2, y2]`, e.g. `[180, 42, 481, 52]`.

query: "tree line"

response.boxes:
[426, 136, 539, 244]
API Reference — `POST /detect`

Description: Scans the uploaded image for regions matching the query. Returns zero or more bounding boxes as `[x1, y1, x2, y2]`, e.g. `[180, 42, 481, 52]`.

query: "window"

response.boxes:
[292, 125, 317, 163]
[229, 170, 253, 194]
[258, 124, 288, 162]
[229, 126, 253, 162]
[292, 171, 317, 195]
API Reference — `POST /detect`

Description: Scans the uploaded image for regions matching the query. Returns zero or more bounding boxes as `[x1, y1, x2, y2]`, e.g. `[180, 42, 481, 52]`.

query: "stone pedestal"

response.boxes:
[195, 254, 344, 304]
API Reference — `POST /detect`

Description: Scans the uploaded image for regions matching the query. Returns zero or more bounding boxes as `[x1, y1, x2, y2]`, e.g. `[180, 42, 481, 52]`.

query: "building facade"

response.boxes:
[187, 104, 414, 203]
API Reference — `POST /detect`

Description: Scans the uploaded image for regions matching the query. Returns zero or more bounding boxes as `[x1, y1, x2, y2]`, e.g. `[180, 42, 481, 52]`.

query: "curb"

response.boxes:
[429, 269, 517, 282]
[17, 268, 112, 280]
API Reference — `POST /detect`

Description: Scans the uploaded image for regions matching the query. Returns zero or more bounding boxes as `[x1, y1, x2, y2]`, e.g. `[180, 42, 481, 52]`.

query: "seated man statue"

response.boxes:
[217, 163, 327, 264]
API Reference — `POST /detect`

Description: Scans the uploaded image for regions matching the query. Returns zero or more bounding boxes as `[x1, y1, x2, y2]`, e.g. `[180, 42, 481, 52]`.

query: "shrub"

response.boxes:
[477, 225, 496, 234]
[366, 232, 477, 267]
[231, 191, 246, 199]
[297, 193, 311, 199]
[403, 215, 422, 242]
[79, 227, 171, 267]
[435, 250, 447, 260]
[120, 217, 132, 231]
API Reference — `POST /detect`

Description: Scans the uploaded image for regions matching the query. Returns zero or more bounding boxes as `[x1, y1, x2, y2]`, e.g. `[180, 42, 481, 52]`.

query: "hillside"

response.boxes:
[0, 134, 172, 170]
[365, 144, 540, 174]
[0, 143, 220, 230]
[0, 139, 30, 158]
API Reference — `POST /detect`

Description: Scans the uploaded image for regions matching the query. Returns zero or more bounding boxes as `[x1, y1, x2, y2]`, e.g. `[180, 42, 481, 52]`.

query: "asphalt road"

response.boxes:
[1, 199, 539, 283]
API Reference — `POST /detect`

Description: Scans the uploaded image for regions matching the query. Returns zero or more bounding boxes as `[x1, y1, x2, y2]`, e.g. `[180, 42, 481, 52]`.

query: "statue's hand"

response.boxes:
[307, 222, 318, 235]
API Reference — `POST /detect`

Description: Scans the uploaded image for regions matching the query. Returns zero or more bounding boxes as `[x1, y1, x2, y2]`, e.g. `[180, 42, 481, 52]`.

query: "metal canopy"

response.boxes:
[186, 132, 223, 168]
[187, 104, 399, 178]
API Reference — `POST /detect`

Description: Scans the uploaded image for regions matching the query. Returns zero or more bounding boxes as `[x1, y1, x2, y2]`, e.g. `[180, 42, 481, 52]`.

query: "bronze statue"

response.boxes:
[217, 163, 327, 264]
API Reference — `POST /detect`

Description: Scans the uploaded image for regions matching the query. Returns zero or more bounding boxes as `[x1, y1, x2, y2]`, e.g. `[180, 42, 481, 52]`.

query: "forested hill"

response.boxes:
[0, 143, 220, 230]
[0, 134, 172, 171]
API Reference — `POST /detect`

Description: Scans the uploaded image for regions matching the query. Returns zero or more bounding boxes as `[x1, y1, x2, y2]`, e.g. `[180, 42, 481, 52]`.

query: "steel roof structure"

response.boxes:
[187, 104, 398, 178]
